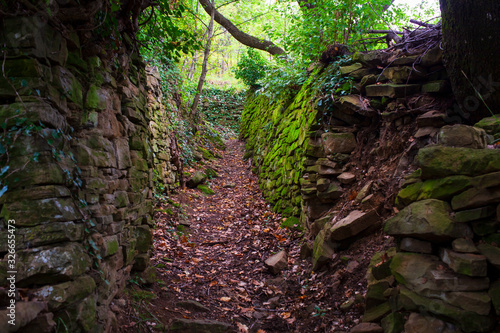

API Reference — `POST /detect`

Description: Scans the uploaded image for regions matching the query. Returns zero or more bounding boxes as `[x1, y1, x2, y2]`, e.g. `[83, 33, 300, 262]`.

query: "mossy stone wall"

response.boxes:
[0, 11, 179, 333]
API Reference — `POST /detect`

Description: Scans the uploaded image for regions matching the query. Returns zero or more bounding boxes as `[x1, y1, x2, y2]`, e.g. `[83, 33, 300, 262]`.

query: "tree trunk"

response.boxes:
[198, 0, 285, 55]
[190, 0, 215, 116]
[439, 0, 500, 123]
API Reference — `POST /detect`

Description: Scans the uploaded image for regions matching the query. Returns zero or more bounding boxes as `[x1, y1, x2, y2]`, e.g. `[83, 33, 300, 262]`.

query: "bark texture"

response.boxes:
[439, 0, 500, 123]
[198, 0, 285, 55]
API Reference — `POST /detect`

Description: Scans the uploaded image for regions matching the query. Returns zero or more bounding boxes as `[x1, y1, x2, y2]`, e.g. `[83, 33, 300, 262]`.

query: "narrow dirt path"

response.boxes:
[119, 139, 387, 333]
[150, 139, 301, 332]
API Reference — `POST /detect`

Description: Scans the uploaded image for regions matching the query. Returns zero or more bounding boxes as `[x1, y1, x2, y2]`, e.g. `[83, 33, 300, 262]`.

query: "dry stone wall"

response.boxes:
[241, 46, 500, 332]
[0, 12, 180, 333]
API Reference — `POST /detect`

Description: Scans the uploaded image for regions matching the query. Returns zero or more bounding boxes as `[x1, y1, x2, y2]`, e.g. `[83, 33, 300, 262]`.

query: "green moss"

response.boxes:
[197, 184, 215, 195]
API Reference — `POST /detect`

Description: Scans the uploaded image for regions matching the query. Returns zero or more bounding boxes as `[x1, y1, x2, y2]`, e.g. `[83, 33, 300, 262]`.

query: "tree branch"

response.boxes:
[198, 0, 285, 55]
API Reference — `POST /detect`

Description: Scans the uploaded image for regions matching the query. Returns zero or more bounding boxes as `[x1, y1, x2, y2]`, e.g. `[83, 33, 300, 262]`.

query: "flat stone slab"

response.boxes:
[440, 248, 487, 277]
[169, 319, 234, 332]
[329, 209, 379, 241]
[265, 250, 288, 274]
[385, 199, 473, 242]
[365, 84, 421, 98]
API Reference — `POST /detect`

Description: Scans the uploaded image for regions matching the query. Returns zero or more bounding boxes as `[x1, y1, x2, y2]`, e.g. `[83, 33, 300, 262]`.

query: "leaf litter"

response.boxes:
[117, 139, 392, 332]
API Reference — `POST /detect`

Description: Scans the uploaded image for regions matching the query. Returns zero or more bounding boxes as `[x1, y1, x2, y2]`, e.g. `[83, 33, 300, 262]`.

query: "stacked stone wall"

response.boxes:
[241, 45, 500, 331]
[0, 11, 179, 332]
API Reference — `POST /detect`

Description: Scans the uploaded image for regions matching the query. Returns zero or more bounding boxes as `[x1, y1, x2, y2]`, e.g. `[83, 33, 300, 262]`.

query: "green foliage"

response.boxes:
[138, 2, 202, 63]
[256, 57, 309, 101]
[233, 48, 268, 87]
[199, 87, 245, 134]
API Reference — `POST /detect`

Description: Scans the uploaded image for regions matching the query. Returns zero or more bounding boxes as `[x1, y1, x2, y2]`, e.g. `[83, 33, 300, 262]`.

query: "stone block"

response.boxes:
[438, 125, 488, 149]
[1, 198, 82, 227]
[399, 286, 494, 332]
[440, 248, 488, 277]
[390, 253, 490, 293]
[264, 250, 288, 274]
[422, 80, 450, 93]
[312, 229, 336, 269]
[385, 199, 473, 242]
[329, 210, 380, 241]
[455, 206, 496, 222]
[33, 275, 96, 310]
[418, 146, 500, 179]
[400, 237, 432, 254]
[365, 84, 421, 98]
[477, 244, 500, 269]
[14, 243, 91, 286]
[0, 222, 84, 251]
[321, 132, 356, 154]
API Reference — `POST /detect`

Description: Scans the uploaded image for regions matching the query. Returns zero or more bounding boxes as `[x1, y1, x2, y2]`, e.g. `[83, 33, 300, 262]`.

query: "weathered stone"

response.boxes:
[312, 229, 336, 269]
[422, 80, 451, 93]
[455, 206, 496, 222]
[316, 158, 338, 168]
[440, 248, 488, 277]
[421, 46, 443, 67]
[18, 312, 56, 333]
[316, 178, 330, 192]
[317, 183, 343, 201]
[336, 95, 375, 115]
[176, 300, 210, 312]
[384, 66, 426, 84]
[169, 318, 234, 332]
[368, 248, 396, 281]
[365, 84, 421, 98]
[365, 279, 391, 309]
[362, 302, 391, 322]
[399, 286, 494, 332]
[305, 138, 326, 158]
[390, 253, 490, 293]
[350, 322, 383, 333]
[490, 279, 500, 315]
[198, 184, 215, 195]
[33, 275, 96, 310]
[452, 238, 479, 253]
[477, 243, 500, 269]
[417, 110, 447, 127]
[381, 312, 405, 333]
[14, 243, 92, 286]
[474, 115, 500, 136]
[337, 172, 356, 184]
[265, 250, 288, 274]
[400, 237, 433, 254]
[133, 253, 150, 271]
[135, 225, 152, 253]
[115, 138, 132, 169]
[414, 126, 439, 138]
[0, 301, 48, 333]
[451, 186, 500, 210]
[403, 313, 449, 333]
[309, 213, 334, 237]
[321, 132, 357, 154]
[418, 146, 500, 179]
[318, 165, 342, 176]
[355, 181, 373, 203]
[385, 199, 473, 242]
[421, 290, 491, 316]
[0, 222, 84, 251]
[186, 171, 207, 188]
[438, 125, 488, 149]
[329, 210, 380, 241]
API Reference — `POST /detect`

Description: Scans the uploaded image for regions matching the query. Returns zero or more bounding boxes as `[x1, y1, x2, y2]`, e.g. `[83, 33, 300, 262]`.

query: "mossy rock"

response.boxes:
[418, 146, 500, 179]
[197, 184, 215, 195]
[204, 167, 219, 179]
[280, 216, 302, 230]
